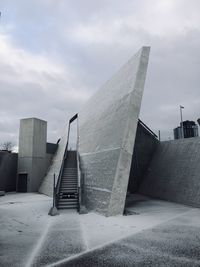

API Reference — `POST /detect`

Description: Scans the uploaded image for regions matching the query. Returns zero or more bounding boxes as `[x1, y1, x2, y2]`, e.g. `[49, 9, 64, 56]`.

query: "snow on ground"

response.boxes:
[0, 192, 196, 267]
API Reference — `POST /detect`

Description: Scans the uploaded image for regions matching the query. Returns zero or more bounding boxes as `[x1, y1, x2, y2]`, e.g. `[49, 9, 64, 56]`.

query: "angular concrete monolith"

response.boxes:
[39, 47, 150, 216]
[78, 47, 150, 216]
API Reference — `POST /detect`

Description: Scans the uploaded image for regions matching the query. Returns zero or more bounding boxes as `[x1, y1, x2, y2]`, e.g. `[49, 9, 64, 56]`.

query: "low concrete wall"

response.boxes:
[139, 137, 200, 208]
[128, 122, 159, 193]
[0, 151, 18, 192]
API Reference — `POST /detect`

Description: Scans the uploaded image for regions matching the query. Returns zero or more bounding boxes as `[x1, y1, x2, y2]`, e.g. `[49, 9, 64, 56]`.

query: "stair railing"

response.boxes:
[76, 114, 85, 213]
[138, 119, 158, 139]
[55, 113, 78, 208]
[76, 115, 81, 211]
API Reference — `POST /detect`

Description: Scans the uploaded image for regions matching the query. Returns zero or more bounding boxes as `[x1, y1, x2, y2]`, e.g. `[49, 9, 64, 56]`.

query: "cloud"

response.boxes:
[0, 33, 91, 143]
[0, 0, 200, 144]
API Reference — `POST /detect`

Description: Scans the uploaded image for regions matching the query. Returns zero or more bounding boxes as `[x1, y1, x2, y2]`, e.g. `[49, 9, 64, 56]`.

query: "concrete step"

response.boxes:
[61, 179, 77, 181]
[58, 202, 78, 205]
[60, 184, 77, 186]
[60, 185, 77, 187]
[60, 191, 77, 193]
[58, 199, 78, 203]
[61, 182, 77, 184]
[63, 171, 77, 173]
[61, 183, 77, 185]
[60, 185, 77, 188]
[62, 178, 78, 180]
[58, 199, 78, 205]
[62, 175, 77, 177]
[62, 175, 77, 178]
[58, 204, 78, 207]
[58, 206, 78, 209]
[62, 174, 77, 176]
[60, 191, 78, 194]
[61, 180, 77, 183]
[58, 204, 78, 208]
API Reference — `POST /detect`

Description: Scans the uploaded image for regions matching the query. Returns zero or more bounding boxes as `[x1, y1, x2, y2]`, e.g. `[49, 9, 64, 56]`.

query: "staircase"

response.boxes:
[57, 151, 79, 210]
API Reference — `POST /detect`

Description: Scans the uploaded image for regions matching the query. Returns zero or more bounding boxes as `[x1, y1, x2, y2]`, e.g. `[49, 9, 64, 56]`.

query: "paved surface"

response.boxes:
[0, 193, 51, 267]
[1, 193, 200, 267]
[58, 209, 200, 267]
[31, 213, 86, 267]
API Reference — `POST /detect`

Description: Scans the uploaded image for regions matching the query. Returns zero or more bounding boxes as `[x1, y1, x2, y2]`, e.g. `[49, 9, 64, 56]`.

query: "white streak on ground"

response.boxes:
[79, 217, 89, 251]
[48, 209, 196, 267]
[25, 220, 52, 267]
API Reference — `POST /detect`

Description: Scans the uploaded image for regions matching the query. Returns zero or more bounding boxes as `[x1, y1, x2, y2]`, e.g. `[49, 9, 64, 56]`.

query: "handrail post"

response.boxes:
[76, 114, 87, 214]
[48, 173, 59, 216]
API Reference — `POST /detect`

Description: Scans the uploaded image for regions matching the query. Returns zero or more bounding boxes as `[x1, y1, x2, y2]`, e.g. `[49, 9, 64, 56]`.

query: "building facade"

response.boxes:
[174, 120, 199, 139]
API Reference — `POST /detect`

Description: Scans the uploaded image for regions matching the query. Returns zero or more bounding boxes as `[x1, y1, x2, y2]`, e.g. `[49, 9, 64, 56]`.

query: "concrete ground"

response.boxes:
[0, 193, 200, 267]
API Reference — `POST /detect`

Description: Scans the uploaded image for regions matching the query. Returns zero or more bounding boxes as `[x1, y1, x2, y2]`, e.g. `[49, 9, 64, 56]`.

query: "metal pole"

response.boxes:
[53, 173, 55, 207]
[48, 173, 59, 216]
[180, 105, 184, 138]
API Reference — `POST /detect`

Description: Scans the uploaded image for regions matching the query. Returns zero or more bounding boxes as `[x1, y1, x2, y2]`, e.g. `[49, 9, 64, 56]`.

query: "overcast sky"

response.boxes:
[0, 0, 200, 146]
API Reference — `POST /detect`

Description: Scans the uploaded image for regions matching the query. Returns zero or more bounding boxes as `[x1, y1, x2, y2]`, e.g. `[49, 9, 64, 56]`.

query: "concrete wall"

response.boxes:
[78, 47, 150, 216]
[128, 122, 159, 193]
[0, 151, 18, 192]
[18, 118, 47, 192]
[139, 137, 200, 208]
[39, 47, 150, 217]
[39, 125, 68, 196]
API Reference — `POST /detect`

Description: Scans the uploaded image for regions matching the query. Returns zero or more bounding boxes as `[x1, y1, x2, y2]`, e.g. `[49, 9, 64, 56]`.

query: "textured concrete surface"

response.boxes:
[18, 118, 47, 192]
[60, 209, 200, 267]
[39, 125, 68, 196]
[79, 46, 150, 216]
[0, 193, 86, 267]
[139, 137, 200, 208]
[2, 193, 199, 267]
[39, 47, 150, 217]
[30, 213, 86, 267]
[0, 193, 52, 267]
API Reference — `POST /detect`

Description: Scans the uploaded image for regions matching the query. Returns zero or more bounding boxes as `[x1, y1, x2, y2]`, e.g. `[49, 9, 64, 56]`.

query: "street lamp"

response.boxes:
[180, 105, 184, 138]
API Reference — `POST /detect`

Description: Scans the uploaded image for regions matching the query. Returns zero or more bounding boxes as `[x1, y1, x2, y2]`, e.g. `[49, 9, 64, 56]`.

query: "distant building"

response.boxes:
[174, 120, 199, 139]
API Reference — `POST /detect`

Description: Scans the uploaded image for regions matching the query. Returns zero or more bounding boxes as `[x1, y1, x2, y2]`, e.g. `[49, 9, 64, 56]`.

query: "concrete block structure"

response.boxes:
[39, 46, 150, 216]
[139, 137, 200, 207]
[17, 118, 47, 192]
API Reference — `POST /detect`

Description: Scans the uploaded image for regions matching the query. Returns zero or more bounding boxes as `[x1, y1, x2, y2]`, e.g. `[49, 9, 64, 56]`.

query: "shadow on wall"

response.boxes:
[127, 120, 159, 194]
[0, 151, 18, 192]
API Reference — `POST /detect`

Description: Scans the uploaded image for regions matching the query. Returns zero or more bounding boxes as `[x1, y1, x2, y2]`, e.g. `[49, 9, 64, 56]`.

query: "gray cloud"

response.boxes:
[0, 0, 200, 145]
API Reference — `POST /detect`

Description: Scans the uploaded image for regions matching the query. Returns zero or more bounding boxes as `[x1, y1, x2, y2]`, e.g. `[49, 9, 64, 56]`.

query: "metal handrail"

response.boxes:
[76, 114, 82, 212]
[55, 124, 70, 206]
[138, 119, 158, 139]
[55, 113, 78, 207]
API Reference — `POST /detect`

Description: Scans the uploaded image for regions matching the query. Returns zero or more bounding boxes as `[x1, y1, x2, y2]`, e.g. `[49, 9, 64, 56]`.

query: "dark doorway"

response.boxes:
[17, 173, 27, 192]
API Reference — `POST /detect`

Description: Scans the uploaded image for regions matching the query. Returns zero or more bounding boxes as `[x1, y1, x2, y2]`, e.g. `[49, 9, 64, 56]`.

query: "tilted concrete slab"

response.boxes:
[39, 126, 68, 196]
[39, 47, 150, 216]
[78, 47, 150, 216]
